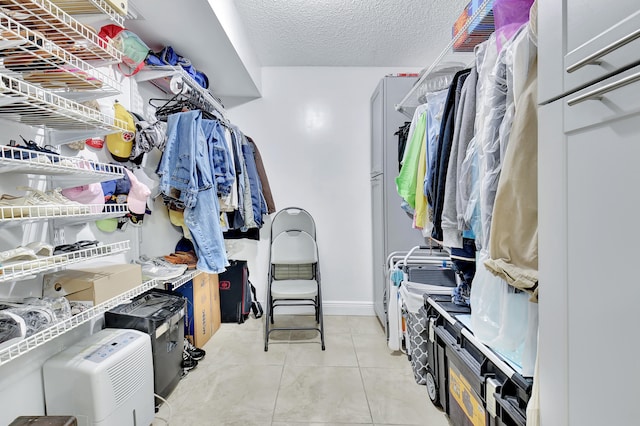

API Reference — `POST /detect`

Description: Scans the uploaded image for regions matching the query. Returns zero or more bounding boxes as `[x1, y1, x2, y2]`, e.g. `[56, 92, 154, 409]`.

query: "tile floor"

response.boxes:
[153, 315, 451, 426]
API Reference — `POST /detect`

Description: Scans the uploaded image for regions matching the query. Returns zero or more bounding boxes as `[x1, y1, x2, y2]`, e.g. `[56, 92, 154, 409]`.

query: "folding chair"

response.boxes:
[270, 207, 316, 240]
[264, 209, 325, 351]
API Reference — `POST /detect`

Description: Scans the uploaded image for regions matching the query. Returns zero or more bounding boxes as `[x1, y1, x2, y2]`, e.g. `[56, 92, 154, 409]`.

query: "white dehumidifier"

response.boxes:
[43, 328, 155, 426]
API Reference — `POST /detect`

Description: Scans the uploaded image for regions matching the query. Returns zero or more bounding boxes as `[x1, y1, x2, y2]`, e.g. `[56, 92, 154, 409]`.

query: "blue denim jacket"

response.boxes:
[242, 135, 267, 226]
[157, 110, 212, 208]
[201, 119, 234, 197]
[158, 110, 229, 273]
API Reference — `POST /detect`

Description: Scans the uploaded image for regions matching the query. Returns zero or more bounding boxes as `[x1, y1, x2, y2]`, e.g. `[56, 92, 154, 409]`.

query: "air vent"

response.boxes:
[107, 344, 147, 406]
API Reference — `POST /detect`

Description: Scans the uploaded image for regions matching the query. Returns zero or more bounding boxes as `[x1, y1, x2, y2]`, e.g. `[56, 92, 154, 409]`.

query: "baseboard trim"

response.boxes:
[256, 300, 375, 316]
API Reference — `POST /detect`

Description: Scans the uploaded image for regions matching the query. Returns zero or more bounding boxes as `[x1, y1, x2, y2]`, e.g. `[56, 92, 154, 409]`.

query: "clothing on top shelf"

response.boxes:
[394, 122, 411, 173]
[422, 89, 449, 240]
[394, 1, 538, 295]
[156, 109, 273, 271]
[395, 105, 426, 210]
[485, 23, 539, 299]
[242, 136, 268, 228]
[157, 110, 228, 273]
[428, 68, 471, 244]
[247, 136, 275, 215]
[442, 67, 478, 249]
[221, 126, 243, 215]
[412, 127, 428, 230]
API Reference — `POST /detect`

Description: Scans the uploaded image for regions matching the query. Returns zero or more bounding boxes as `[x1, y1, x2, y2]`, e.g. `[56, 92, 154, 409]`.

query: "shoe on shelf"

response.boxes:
[45, 188, 90, 215]
[184, 337, 205, 361]
[182, 348, 198, 372]
[136, 256, 188, 281]
[23, 241, 54, 257]
[0, 246, 38, 263]
[17, 186, 86, 216]
[0, 194, 31, 218]
[5, 189, 62, 216]
[163, 250, 198, 269]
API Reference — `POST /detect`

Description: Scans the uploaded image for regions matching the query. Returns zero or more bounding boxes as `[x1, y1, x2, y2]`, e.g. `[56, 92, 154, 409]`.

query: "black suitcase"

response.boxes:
[219, 260, 262, 323]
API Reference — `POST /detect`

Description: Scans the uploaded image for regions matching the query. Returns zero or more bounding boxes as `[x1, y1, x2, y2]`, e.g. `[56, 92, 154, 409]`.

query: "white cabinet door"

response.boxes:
[564, 66, 640, 426]
[559, 66, 640, 426]
[539, 0, 640, 102]
[371, 174, 386, 325]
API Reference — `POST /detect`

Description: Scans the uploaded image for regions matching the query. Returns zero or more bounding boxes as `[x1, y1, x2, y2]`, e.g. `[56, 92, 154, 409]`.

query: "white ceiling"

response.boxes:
[232, 0, 470, 67]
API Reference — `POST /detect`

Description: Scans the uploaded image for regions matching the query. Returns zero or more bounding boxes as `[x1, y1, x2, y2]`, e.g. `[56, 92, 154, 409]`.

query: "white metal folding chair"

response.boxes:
[264, 209, 325, 351]
[270, 207, 316, 240]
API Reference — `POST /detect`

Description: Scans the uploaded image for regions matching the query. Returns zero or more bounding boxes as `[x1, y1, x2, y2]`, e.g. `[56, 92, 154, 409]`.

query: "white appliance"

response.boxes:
[43, 328, 155, 426]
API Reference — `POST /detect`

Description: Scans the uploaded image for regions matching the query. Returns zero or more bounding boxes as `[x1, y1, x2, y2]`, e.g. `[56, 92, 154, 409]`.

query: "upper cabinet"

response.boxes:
[538, 0, 640, 102]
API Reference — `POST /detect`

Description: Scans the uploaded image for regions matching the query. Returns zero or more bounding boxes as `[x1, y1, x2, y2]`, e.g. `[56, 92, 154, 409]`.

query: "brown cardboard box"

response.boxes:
[209, 273, 221, 336]
[42, 264, 142, 305]
[190, 272, 213, 347]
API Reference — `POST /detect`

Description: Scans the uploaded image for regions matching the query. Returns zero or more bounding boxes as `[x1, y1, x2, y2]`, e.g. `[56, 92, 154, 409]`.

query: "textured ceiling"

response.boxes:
[233, 0, 470, 67]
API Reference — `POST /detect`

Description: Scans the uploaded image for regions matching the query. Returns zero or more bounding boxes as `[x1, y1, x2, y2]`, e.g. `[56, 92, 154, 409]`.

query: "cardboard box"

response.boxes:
[209, 273, 221, 336]
[43, 264, 142, 306]
[175, 272, 214, 347]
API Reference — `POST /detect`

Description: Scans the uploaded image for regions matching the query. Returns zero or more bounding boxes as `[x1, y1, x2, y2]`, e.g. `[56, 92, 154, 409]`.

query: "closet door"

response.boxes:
[563, 66, 640, 426]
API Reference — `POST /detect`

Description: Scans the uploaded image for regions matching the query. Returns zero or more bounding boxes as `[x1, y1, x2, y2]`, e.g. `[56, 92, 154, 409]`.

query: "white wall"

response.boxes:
[227, 67, 419, 315]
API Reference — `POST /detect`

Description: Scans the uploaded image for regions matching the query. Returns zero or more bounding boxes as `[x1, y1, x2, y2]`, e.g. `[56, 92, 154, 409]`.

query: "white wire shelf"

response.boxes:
[0, 240, 130, 282]
[45, 0, 126, 25]
[53, 202, 127, 225]
[136, 65, 227, 119]
[0, 277, 157, 366]
[0, 0, 123, 61]
[0, 203, 128, 226]
[396, 0, 494, 115]
[155, 269, 201, 291]
[0, 73, 127, 136]
[0, 12, 121, 99]
[0, 145, 124, 185]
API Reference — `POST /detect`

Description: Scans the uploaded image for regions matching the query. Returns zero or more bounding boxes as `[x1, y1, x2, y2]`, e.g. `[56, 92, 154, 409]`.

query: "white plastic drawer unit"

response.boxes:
[565, 1, 640, 93]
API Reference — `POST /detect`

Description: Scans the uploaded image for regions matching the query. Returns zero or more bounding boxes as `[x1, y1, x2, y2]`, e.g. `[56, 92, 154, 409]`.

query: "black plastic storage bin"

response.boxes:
[423, 294, 532, 426]
[422, 293, 471, 412]
[105, 290, 186, 405]
[494, 378, 528, 426]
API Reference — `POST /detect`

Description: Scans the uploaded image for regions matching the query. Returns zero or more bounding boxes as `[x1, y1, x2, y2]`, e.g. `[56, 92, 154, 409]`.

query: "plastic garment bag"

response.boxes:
[470, 252, 538, 375]
[493, 0, 536, 51]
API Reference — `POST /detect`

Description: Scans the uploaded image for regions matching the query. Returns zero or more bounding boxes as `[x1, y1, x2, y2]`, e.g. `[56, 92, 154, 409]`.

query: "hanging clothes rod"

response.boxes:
[395, 0, 494, 115]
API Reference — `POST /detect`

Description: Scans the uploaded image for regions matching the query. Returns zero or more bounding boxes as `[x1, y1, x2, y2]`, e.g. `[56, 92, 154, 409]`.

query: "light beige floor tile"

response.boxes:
[361, 367, 449, 425]
[273, 365, 372, 423]
[322, 315, 352, 334]
[204, 324, 289, 365]
[186, 364, 282, 423]
[348, 316, 385, 335]
[352, 333, 409, 369]
[286, 332, 357, 367]
[155, 316, 453, 426]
